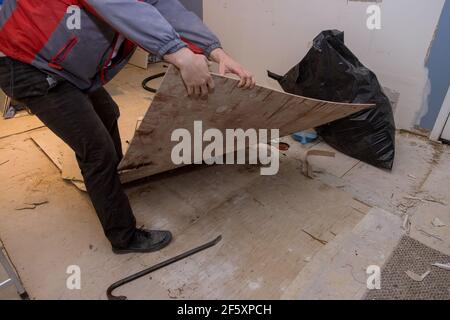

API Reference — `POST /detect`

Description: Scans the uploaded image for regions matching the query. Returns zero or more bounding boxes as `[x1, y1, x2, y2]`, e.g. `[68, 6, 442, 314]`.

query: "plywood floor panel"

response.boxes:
[0, 114, 44, 139]
[119, 66, 372, 181]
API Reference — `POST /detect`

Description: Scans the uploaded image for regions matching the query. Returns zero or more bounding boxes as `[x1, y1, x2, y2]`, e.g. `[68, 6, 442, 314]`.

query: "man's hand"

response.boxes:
[164, 48, 214, 98]
[210, 48, 256, 89]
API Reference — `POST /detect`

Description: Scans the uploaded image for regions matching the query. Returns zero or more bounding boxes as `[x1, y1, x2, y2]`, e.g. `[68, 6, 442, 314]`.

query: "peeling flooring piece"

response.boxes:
[29, 129, 86, 191]
[119, 65, 372, 182]
[29, 129, 65, 170]
[61, 149, 83, 182]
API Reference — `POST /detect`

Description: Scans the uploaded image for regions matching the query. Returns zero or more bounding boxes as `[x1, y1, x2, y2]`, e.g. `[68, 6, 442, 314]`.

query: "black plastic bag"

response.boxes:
[268, 30, 396, 170]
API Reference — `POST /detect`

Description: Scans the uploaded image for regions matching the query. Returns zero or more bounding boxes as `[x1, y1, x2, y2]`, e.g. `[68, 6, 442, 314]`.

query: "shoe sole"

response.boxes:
[112, 232, 173, 255]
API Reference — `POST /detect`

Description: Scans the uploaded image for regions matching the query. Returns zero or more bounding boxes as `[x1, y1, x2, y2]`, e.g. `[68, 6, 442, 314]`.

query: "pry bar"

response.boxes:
[107, 235, 223, 300]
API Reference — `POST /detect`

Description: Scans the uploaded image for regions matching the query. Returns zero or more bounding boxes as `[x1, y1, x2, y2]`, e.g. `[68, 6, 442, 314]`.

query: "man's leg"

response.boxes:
[87, 87, 124, 161]
[11, 73, 136, 248]
[84, 87, 173, 253]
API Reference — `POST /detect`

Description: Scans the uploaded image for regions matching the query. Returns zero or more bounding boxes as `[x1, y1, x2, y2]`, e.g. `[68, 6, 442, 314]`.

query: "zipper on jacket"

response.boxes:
[48, 37, 79, 70]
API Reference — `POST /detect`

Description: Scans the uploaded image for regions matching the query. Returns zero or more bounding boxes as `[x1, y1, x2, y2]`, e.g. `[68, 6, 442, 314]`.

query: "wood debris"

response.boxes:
[301, 229, 328, 245]
[404, 195, 447, 206]
[405, 270, 430, 282]
[401, 214, 411, 235]
[15, 200, 49, 211]
[301, 149, 335, 179]
[431, 263, 450, 271]
[415, 227, 443, 241]
[431, 217, 446, 228]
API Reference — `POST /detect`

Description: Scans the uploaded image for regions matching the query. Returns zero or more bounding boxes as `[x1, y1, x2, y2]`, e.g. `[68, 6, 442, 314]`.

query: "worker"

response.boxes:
[0, 0, 256, 254]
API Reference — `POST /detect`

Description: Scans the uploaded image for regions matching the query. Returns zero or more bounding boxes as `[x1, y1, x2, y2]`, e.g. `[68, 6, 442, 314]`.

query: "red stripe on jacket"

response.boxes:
[0, 0, 75, 64]
[181, 37, 204, 55]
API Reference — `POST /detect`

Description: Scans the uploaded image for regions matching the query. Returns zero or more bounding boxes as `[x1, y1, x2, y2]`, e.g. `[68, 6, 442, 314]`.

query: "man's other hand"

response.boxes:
[210, 48, 256, 89]
[165, 48, 214, 98]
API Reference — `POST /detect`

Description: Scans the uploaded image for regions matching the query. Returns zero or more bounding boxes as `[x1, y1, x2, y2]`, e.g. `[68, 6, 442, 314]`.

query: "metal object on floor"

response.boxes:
[107, 235, 222, 300]
[141, 72, 166, 93]
[0, 243, 29, 300]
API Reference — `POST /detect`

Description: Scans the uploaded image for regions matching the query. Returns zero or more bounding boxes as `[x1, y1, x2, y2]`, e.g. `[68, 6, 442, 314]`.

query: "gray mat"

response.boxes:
[365, 235, 450, 300]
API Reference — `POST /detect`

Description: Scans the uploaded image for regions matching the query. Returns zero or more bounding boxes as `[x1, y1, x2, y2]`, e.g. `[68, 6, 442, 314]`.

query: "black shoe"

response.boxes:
[112, 229, 172, 254]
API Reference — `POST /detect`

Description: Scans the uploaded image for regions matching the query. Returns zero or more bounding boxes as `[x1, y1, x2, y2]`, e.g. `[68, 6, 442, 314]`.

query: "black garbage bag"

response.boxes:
[268, 30, 396, 170]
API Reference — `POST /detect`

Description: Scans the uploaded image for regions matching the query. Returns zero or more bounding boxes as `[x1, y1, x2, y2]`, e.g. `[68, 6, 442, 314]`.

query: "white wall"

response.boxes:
[203, 0, 445, 131]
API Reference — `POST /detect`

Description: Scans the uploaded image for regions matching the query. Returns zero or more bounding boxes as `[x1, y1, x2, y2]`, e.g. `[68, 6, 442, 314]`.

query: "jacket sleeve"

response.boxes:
[149, 0, 222, 57]
[80, 0, 187, 58]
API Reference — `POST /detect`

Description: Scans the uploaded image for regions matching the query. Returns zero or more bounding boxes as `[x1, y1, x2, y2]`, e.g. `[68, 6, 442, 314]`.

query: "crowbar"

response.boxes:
[107, 235, 222, 300]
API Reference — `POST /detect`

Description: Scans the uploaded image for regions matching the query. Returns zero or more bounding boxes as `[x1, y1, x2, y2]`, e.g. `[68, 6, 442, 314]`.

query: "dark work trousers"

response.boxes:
[0, 57, 136, 247]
